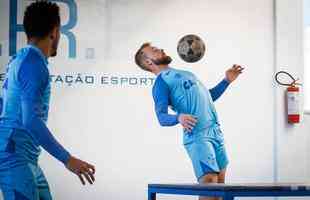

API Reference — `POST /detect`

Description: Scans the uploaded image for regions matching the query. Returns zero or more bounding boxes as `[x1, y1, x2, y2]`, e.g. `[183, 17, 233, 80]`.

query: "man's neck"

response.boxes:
[28, 38, 49, 58]
[153, 64, 169, 75]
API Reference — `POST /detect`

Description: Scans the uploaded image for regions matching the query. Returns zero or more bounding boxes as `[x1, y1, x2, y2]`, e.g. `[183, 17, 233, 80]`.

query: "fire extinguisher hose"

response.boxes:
[275, 71, 302, 87]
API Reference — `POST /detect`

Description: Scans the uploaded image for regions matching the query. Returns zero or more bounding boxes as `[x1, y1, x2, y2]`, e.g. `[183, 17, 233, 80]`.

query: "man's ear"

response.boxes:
[50, 27, 59, 40]
[145, 59, 153, 66]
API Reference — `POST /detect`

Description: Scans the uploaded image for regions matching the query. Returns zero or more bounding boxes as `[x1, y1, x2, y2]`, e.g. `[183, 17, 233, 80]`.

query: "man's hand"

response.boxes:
[66, 156, 96, 185]
[225, 64, 244, 83]
[178, 114, 197, 132]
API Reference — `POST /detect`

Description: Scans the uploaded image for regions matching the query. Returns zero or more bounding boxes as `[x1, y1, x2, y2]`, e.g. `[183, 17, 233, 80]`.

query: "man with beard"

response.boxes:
[135, 43, 243, 200]
[0, 1, 95, 199]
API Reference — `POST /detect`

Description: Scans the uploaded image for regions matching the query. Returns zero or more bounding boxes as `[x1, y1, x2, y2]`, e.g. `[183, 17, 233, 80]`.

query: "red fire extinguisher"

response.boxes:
[275, 71, 302, 124]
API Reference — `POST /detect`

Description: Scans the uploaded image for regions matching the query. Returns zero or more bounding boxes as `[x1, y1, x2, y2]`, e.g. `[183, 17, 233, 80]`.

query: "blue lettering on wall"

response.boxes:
[9, 0, 77, 58]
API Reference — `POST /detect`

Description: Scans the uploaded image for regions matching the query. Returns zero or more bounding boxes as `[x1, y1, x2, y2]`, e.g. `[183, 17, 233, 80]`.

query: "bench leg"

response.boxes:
[148, 191, 156, 200]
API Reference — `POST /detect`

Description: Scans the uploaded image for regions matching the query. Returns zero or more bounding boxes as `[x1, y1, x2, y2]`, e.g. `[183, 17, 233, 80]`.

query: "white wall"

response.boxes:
[0, 0, 309, 200]
[305, 0, 310, 113]
[275, 0, 310, 188]
[273, 0, 310, 199]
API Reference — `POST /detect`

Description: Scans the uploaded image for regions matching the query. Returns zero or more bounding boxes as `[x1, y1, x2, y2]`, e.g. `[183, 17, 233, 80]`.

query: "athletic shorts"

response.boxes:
[0, 127, 51, 200]
[0, 162, 52, 200]
[184, 128, 229, 181]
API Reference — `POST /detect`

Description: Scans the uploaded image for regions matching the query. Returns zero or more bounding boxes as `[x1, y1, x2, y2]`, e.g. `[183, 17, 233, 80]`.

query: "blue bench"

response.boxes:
[148, 183, 310, 200]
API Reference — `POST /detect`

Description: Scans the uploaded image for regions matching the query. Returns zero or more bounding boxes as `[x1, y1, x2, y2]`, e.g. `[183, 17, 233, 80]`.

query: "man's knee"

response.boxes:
[199, 173, 219, 184]
[218, 169, 226, 183]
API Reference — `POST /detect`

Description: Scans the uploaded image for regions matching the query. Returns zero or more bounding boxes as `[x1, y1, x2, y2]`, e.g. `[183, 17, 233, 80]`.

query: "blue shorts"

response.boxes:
[184, 128, 229, 181]
[0, 127, 52, 200]
[0, 162, 52, 200]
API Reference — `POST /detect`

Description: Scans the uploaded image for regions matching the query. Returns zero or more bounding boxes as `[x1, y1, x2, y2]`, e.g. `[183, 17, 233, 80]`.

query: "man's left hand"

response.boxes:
[225, 64, 244, 83]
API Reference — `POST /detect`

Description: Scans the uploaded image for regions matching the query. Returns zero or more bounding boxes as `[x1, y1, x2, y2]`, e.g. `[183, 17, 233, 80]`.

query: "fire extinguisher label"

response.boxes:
[287, 91, 300, 115]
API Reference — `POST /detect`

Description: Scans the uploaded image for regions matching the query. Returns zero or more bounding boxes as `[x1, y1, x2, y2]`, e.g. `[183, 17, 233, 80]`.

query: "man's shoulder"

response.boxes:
[160, 68, 179, 81]
[13, 48, 49, 84]
[161, 67, 196, 82]
[152, 74, 169, 93]
[153, 74, 165, 88]
[5, 48, 36, 77]
[19, 47, 45, 67]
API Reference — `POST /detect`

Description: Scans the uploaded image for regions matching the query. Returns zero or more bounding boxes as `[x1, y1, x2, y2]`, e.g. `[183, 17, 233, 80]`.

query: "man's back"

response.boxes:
[1, 45, 50, 130]
[0, 45, 50, 165]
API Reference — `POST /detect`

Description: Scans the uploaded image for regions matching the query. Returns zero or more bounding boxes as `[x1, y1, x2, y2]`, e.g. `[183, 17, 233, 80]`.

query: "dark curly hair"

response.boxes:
[23, 1, 60, 39]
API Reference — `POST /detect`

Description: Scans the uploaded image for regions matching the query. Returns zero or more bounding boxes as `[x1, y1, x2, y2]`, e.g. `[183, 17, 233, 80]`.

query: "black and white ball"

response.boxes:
[177, 34, 206, 63]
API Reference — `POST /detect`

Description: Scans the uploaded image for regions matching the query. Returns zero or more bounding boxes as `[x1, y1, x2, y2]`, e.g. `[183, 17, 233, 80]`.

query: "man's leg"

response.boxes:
[185, 138, 224, 200]
[37, 171, 53, 200]
[198, 173, 219, 200]
[218, 168, 226, 183]
[0, 163, 39, 200]
[30, 164, 53, 200]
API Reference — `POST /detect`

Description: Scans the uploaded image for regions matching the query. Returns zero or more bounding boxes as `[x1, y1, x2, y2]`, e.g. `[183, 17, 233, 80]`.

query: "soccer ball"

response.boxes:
[177, 34, 206, 63]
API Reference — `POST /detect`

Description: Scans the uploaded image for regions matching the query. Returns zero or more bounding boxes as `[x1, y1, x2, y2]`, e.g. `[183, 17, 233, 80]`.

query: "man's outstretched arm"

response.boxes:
[209, 78, 230, 102]
[209, 64, 244, 101]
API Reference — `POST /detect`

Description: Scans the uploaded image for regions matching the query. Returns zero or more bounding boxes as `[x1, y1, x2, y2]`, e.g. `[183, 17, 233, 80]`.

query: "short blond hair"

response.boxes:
[135, 42, 151, 71]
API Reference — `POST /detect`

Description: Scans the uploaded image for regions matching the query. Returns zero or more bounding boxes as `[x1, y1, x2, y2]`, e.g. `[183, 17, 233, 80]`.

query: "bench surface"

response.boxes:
[149, 183, 310, 191]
